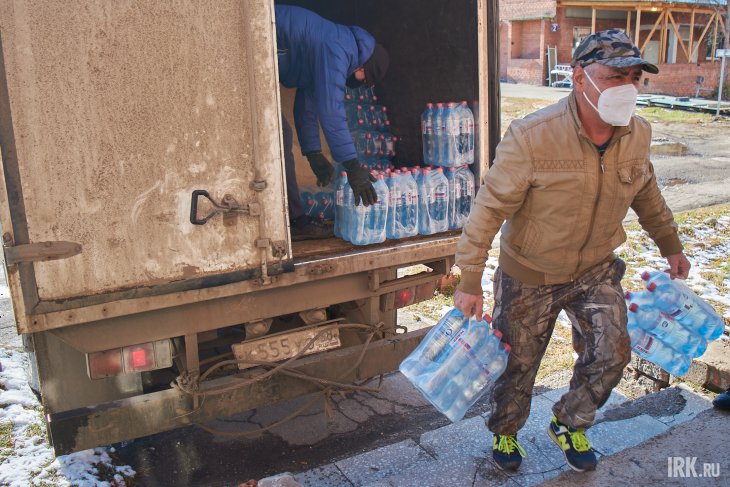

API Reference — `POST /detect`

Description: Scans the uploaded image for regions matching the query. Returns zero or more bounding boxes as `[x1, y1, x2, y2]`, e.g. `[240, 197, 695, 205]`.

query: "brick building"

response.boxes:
[500, 0, 728, 97]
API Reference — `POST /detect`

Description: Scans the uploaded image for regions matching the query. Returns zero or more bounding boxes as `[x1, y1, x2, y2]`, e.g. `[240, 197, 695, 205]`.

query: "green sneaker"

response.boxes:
[492, 434, 527, 471]
[547, 416, 597, 472]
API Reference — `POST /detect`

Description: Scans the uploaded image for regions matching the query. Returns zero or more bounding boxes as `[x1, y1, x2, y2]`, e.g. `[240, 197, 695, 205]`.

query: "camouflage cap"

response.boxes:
[571, 29, 659, 74]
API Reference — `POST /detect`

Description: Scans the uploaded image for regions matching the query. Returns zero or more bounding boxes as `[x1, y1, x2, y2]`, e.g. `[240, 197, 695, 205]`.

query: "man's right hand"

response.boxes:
[343, 159, 377, 206]
[454, 289, 484, 321]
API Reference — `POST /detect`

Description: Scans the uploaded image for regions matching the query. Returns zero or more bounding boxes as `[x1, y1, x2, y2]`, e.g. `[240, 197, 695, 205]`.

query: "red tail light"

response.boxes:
[87, 339, 173, 380]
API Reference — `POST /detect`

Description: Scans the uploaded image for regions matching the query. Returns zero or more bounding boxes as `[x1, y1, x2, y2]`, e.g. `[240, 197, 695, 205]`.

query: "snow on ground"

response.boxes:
[0, 349, 135, 486]
[0, 210, 726, 485]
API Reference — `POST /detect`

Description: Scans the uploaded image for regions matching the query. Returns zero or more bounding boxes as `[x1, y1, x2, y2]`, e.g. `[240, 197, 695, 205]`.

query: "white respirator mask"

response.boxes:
[582, 70, 638, 126]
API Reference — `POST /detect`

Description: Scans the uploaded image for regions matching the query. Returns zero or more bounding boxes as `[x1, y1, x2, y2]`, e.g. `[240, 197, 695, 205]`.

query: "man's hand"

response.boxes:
[343, 159, 377, 206]
[666, 252, 691, 279]
[305, 152, 334, 187]
[454, 289, 484, 321]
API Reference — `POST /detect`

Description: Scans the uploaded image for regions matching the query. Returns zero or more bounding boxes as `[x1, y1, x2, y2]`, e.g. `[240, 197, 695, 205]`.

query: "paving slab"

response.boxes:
[589, 414, 669, 456]
[334, 438, 433, 486]
[365, 455, 486, 487]
[419, 415, 490, 459]
[296, 464, 351, 487]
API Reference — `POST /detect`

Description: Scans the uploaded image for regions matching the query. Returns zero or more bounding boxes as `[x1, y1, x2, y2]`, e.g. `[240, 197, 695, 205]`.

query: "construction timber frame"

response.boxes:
[559, 1, 728, 64]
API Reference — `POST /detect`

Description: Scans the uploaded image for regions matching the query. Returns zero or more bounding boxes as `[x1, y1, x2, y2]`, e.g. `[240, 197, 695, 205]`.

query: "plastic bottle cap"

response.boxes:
[341, 171, 347, 176]
[629, 303, 638, 312]
[357, 105, 363, 109]
[381, 106, 387, 112]
[426, 102, 433, 107]
[641, 271, 650, 280]
[392, 136, 398, 141]
[503, 343, 512, 353]
[647, 282, 657, 291]
[492, 329, 502, 339]
[624, 291, 632, 299]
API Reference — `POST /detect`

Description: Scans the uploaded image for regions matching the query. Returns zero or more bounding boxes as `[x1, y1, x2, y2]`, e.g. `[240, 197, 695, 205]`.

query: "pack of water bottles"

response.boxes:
[334, 164, 475, 245]
[399, 308, 510, 422]
[625, 270, 726, 376]
[345, 86, 396, 172]
[300, 188, 335, 221]
[421, 101, 475, 167]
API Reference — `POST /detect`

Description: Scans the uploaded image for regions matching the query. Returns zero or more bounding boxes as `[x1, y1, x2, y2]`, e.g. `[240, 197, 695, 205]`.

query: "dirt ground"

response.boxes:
[500, 83, 730, 214]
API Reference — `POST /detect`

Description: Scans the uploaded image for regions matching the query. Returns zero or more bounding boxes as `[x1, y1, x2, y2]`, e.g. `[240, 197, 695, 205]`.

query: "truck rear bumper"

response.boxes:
[47, 327, 429, 455]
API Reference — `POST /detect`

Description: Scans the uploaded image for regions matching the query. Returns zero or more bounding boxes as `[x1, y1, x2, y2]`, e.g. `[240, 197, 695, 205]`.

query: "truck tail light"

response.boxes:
[381, 280, 438, 312]
[87, 339, 173, 380]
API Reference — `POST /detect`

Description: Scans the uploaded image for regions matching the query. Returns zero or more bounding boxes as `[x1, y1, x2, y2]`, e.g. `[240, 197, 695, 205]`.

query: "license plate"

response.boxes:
[231, 326, 341, 370]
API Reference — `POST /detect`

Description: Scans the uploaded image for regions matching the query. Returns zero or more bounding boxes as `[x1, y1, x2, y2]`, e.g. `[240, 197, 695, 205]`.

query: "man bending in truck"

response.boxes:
[453, 30, 691, 472]
[276, 5, 390, 240]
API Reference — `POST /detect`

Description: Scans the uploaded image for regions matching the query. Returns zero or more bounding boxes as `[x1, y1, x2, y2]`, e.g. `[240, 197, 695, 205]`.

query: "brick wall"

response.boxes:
[507, 58, 545, 85]
[641, 62, 723, 97]
[500, 0, 556, 21]
[517, 19, 544, 59]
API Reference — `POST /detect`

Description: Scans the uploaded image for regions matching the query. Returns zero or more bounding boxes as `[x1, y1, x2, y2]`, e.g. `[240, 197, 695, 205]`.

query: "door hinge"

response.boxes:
[3, 235, 82, 266]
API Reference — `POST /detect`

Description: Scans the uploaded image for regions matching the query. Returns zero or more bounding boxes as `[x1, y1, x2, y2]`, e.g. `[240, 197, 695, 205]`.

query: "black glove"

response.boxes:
[343, 159, 377, 206]
[305, 151, 334, 187]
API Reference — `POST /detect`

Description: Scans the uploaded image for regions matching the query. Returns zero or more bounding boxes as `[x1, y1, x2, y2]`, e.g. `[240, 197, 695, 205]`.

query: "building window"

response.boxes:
[573, 26, 592, 55]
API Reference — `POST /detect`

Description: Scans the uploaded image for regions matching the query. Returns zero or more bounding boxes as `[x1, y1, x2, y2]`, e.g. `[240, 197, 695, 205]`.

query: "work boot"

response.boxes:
[492, 434, 526, 471]
[290, 215, 333, 241]
[547, 416, 597, 472]
[713, 387, 730, 411]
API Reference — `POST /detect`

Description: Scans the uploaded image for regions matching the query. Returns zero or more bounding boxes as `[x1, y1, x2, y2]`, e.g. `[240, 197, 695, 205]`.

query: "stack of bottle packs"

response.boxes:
[345, 85, 396, 172]
[334, 164, 475, 245]
[625, 270, 725, 376]
[421, 101, 475, 167]
[399, 308, 510, 422]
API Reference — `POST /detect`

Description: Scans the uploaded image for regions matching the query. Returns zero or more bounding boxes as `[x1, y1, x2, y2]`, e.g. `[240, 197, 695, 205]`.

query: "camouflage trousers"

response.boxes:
[487, 258, 631, 434]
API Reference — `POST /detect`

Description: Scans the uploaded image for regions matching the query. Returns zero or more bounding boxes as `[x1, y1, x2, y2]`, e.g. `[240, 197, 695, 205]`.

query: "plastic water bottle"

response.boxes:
[445, 167, 461, 229]
[385, 172, 402, 239]
[433, 103, 446, 165]
[627, 303, 707, 357]
[422, 103, 435, 165]
[315, 192, 334, 221]
[399, 308, 467, 381]
[301, 191, 318, 218]
[458, 165, 475, 220]
[642, 271, 725, 340]
[418, 168, 433, 234]
[444, 102, 460, 166]
[379, 106, 391, 131]
[363, 174, 389, 244]
[458, 101, 475, 165]
[627, 323, 691, 376]
[334, 173, 348, 238]
[442, 333, 510, 421]
[367, 105, 381, 129]
[401, 170, 419, 238]
[430, 168, 449, 233]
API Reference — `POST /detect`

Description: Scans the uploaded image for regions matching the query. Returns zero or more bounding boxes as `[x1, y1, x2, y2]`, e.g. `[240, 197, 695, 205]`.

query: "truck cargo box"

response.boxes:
[0, 0, 499, 453]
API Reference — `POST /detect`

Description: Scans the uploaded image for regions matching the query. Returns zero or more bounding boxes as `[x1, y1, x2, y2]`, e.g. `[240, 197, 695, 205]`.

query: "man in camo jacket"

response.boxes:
[454, 29, 691, 473]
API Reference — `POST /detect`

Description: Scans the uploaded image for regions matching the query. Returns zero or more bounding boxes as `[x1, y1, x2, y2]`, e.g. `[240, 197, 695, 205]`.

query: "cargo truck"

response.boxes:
[0, 0, 500, 454]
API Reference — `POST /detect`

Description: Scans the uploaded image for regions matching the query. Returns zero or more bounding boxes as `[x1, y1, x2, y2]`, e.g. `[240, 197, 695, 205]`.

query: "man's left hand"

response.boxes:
[666, 253, 691, 279]
[305, 152, 335, 187]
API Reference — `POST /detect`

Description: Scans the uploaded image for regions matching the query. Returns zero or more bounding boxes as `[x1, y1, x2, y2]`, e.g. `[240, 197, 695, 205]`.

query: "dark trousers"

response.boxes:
[282, 117, 304, 220]
[487, 258, 631, 434]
